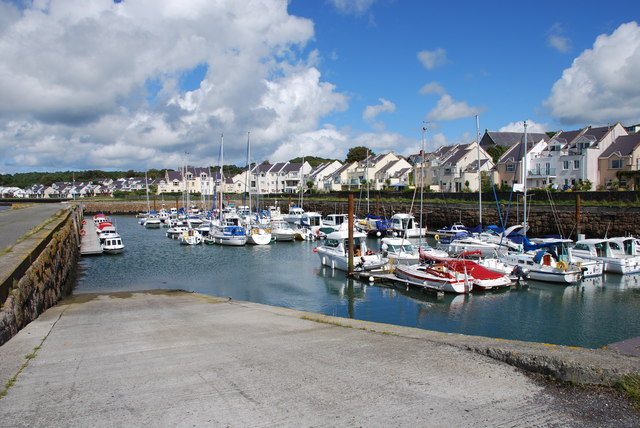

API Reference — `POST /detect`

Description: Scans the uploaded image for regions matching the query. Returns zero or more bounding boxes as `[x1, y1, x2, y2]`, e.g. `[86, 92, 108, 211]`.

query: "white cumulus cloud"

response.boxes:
[426, 94, 485, 121]
[499, 120, 549, 134]
[547, 23, 571, 53]
[0, 0, 353, 173]
[417, 48, 448, 70]
[543, 21, 640, 125]
[362, 98, 396, 121]
[419, 82, 446, 95]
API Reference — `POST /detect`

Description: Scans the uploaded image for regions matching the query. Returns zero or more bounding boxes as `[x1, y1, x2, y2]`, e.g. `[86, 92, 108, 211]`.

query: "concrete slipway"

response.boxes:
[0, 290, 638, 427]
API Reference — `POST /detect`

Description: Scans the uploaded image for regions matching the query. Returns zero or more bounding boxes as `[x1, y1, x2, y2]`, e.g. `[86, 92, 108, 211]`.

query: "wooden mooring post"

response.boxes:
[348, 193, 354, 275]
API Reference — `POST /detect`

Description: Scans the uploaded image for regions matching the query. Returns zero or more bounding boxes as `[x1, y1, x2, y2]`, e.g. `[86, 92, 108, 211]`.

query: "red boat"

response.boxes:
[419, 249, 512, 291]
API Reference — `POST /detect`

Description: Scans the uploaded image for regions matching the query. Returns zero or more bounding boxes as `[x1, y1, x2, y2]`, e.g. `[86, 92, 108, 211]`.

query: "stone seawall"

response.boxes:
[0, 205, 81, 345]
[82, 199, 640, 238]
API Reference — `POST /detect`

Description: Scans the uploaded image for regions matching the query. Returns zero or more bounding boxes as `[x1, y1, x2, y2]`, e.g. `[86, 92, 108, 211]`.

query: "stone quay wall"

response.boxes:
[82, 198, 640, 239]
[0, 205, 82, 345]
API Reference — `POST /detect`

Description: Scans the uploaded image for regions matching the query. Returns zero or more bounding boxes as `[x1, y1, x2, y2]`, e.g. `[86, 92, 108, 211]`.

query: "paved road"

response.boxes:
[0, 203, 67, 250]
[1, 291, 637, 427]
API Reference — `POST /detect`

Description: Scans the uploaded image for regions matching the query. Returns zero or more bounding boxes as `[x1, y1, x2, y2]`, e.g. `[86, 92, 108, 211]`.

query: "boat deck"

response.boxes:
[80, 221, 103, 255]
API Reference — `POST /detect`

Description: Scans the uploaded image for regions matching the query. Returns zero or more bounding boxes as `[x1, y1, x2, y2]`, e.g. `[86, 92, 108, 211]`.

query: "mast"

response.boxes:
[522, 121, 528, 234]
[476, 115, 482, 227]
[145, 171, 150, 214]
[245, 131, 251, 214]
[300, 154, 305, 209]
[419, 123, 427, 247]
[365, 148, 370, 214]
[219, 133, 224, 223]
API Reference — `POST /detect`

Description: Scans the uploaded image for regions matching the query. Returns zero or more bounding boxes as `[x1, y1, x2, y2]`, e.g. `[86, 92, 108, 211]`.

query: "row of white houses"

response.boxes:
[3, 123, 640, 199]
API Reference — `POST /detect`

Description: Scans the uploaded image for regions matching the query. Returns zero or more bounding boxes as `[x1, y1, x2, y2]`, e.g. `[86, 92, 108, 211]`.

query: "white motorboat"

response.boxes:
[101, 233, 125, 254]
[246, 225, 272, 245]
[143, 213, 162, 228]
[166, 225, 189, 239]
[282, 206, 305, 224]
[179, 229, 203, 245]
[572, 238, 640, 275]
[438, 235, 506, 257]
[270, 219, 296, 242]
[390, 213, 427, 238]
[315, 229, 387, 271]
[394, 263, 473, 294]
[380, 237, 420, 265]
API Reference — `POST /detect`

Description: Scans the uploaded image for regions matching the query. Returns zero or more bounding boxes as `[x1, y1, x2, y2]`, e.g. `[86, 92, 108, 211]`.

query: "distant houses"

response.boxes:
[2, 122, 640, 199]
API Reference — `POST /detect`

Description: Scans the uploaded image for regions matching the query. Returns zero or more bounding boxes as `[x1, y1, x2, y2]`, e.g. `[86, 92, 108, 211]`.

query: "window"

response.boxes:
[563, 161, 569, 170]
[573, 160, 580, 169]
[505, 164, 514, 172]
[610, 159, 622, 169]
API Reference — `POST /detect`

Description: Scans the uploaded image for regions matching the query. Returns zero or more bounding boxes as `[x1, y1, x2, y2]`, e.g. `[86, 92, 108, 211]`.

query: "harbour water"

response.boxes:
[75, 215, 640, 349]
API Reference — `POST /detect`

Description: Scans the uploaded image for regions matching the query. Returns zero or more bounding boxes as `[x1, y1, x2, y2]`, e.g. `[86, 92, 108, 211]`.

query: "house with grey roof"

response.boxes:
[346, 152, 407, 190]
[321, 162, 356, 191]
[530, 123, 627, 190]
[307, 161, 342, 192]
[250, 161, 312, 194]
[494, 132, 550, 190]
[156, 167, 214, 195]
[432, 142, 494, 192]
[598, 133, 640, 190]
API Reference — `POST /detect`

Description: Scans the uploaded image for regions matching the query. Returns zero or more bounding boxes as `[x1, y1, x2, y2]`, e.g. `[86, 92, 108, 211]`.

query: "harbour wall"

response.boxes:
[0, 205, 82, 345]
[81, 199, 640, 239]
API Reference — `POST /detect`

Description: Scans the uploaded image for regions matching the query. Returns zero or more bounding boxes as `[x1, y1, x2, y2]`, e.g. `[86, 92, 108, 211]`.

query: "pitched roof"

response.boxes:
[484, 131, 549, 148]
[600, 134, 640, 158]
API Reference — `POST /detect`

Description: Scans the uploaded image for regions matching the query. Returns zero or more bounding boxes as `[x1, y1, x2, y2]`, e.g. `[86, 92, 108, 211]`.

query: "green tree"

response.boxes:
[346, 146, 373, 163]
[486, 146, 509, 164]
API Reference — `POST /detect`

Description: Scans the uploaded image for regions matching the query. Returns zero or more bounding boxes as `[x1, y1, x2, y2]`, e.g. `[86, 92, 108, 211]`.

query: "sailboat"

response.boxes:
[497, 122, 584, 284]
[244, 132, 272, 245]
[210, 134, 247, 246]
[142, 171, 161, 228]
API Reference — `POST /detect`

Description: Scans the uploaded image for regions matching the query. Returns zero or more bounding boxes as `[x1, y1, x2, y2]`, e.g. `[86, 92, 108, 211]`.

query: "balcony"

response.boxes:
[528, 168, 556, 177]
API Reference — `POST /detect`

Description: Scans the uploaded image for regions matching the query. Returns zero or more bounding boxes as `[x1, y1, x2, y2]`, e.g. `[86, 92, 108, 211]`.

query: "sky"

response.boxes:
[1, 0, 639, 174]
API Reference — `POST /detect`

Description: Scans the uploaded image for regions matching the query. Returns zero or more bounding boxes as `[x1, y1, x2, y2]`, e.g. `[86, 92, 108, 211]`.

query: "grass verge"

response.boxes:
[617, 375, 640, 410]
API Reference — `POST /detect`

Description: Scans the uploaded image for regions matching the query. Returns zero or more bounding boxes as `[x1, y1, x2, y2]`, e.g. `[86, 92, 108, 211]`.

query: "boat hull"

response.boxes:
[394, 264, 471, 294]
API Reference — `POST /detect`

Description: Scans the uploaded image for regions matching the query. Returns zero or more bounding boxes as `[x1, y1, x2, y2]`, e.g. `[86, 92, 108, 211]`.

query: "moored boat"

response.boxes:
[315, 229, 387, 271]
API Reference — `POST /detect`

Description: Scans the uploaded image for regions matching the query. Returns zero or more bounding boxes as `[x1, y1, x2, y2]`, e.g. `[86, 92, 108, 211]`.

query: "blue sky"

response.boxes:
[0, 0, 638, 174]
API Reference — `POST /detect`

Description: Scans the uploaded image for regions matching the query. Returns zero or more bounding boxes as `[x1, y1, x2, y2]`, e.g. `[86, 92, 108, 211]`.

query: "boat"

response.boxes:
[100, 233, 125, 254]
[143, 212, 162, 228]
[436, 223, 467, 236]
[269, 219, 296, 242]
[209, 224, 247, 246]
[208, 134, 247, 246]
[438, 235, 506, 257]
[315, 229, 388, 271]
[282, 206, 306, 224]
[393, 263, 473, 294]
[379, 237, 420, 265]
[322, 213, 348, 229]
[572, 238, 640, 275]
[246, 225, 272, 245]
[390, 213, 427, 237]
[419, 249, 512, 291]
[166, 225, 189, 239]
[179, 228, 203, 245]
[93, 213, 111, 226]
[356, 213, 393, 237]
[501, 238, 585, 284]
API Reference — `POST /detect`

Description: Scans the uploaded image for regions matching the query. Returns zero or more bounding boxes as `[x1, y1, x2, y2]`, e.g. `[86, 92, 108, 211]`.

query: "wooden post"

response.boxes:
[575, 193, 581, 236]
[348, 194, 354, 275]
